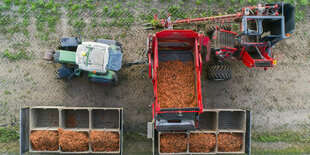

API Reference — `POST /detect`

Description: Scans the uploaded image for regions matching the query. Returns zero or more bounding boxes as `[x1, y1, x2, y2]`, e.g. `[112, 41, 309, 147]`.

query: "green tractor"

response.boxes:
[44, 38, 122, 86]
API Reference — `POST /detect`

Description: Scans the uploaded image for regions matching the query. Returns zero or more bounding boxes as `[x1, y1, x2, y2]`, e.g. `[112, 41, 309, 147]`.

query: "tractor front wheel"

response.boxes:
[207, 65, 231, 81]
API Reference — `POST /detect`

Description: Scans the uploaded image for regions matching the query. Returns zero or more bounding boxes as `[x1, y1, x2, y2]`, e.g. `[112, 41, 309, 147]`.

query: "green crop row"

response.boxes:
[0, 127, 19, 143]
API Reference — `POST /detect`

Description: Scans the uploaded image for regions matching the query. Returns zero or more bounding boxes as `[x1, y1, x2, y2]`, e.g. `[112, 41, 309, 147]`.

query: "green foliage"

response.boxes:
[30, 0, 61, 32]
[196, 0, 202, 5]
[0, 127, 19, 143]
[20, 0, 27, 5]
[46, 16, 59, 29]
[91, 18, 98, 28]
[179, 0, 184, 5]
[101, 20, 108, 27]
[103, 5, 109, 14]
[253, 146, 310, 154]
[126, 1, 132, 6]
[22, 18, 30, 27]
[18, 5, 28, 14]
[151, 19, 160, 27]
[227, 7, 234, 14]
[73, 20, 86, 29]
[2, 49, 30, 61]
[82, 0, 95, 10]
[252, 131, 310, 143]
[13, 0, 19, 5]
[35, 31, 49, 41]
[218, 1, 225, 7]
[247, 0, 258, 5]
[100, 3, 134, 27]
[0, 16, 11, 26]
[103, 34, 112, 39]
[3, 90, 11, 95]
[8, 25, 21, 34]
[113, 3, 121, 10]
[3, 0, 12, 5]
[71, 4, 80, 11]
[295, 10, 305, 22]
[106, 3, 127, 18]
[298, 0, 309, 6]
[168, 5, 187, 19]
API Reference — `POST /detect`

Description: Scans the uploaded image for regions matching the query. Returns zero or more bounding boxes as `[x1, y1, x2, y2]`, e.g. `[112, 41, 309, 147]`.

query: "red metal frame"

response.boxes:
[153, 4, 282, 70]
[148, 30, 203, 118]
[156, 5, 280, 28]
[209, 24, 275, 68]
[240, 45, 274, 68]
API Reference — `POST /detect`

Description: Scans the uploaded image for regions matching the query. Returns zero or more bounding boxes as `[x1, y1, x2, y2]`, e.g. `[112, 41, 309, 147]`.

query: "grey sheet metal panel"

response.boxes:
[20, 106, 123, 154]
[20, 107, 30, 154]
[245, 110, 251, 155]
[120, 108, 123, 155]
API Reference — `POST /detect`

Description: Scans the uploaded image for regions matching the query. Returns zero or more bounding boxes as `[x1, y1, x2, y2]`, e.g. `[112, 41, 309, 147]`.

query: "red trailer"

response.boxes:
[147, 30, 207, 130]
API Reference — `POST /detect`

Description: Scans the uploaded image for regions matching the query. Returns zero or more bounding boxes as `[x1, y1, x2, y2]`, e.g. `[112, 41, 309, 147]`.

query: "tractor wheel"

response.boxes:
[207, 65, 231, 81]
[94, 39, 122, 48]
[58, 38, 80, 51]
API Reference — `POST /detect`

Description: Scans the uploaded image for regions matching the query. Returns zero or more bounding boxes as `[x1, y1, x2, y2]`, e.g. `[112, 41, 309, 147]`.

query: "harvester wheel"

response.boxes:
[207, 65, 231, 80]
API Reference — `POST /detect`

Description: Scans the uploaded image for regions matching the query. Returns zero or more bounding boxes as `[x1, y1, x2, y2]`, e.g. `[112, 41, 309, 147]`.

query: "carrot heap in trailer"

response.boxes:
[158, 61, 197, 108]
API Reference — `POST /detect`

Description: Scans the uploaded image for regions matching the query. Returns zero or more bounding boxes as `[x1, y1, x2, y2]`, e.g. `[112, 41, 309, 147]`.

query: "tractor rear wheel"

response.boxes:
[94, 39, 122, 48]
[207, 65, 231, 80]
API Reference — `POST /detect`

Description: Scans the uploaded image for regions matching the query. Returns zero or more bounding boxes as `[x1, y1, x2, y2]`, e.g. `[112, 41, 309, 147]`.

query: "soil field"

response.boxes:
[0, 0, 309, 154]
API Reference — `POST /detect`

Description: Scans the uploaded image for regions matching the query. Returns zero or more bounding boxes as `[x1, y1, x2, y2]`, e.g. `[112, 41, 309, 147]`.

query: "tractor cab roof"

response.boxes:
[76, 42, 110, 74]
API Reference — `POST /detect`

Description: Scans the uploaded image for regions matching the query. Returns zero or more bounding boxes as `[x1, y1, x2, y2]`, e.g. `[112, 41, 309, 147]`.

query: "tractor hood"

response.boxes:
[76, 42, 110, 74]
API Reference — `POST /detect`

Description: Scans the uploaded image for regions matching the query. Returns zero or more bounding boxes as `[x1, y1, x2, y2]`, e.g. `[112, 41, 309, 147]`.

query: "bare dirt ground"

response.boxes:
[0, 1, 309, 154]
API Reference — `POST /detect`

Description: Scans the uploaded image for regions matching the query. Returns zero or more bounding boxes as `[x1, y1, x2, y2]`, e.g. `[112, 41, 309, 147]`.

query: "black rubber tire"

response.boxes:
[58, 38, 79, 52]
[207, 65, 231, 80]
[94, 39, 122, 48]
